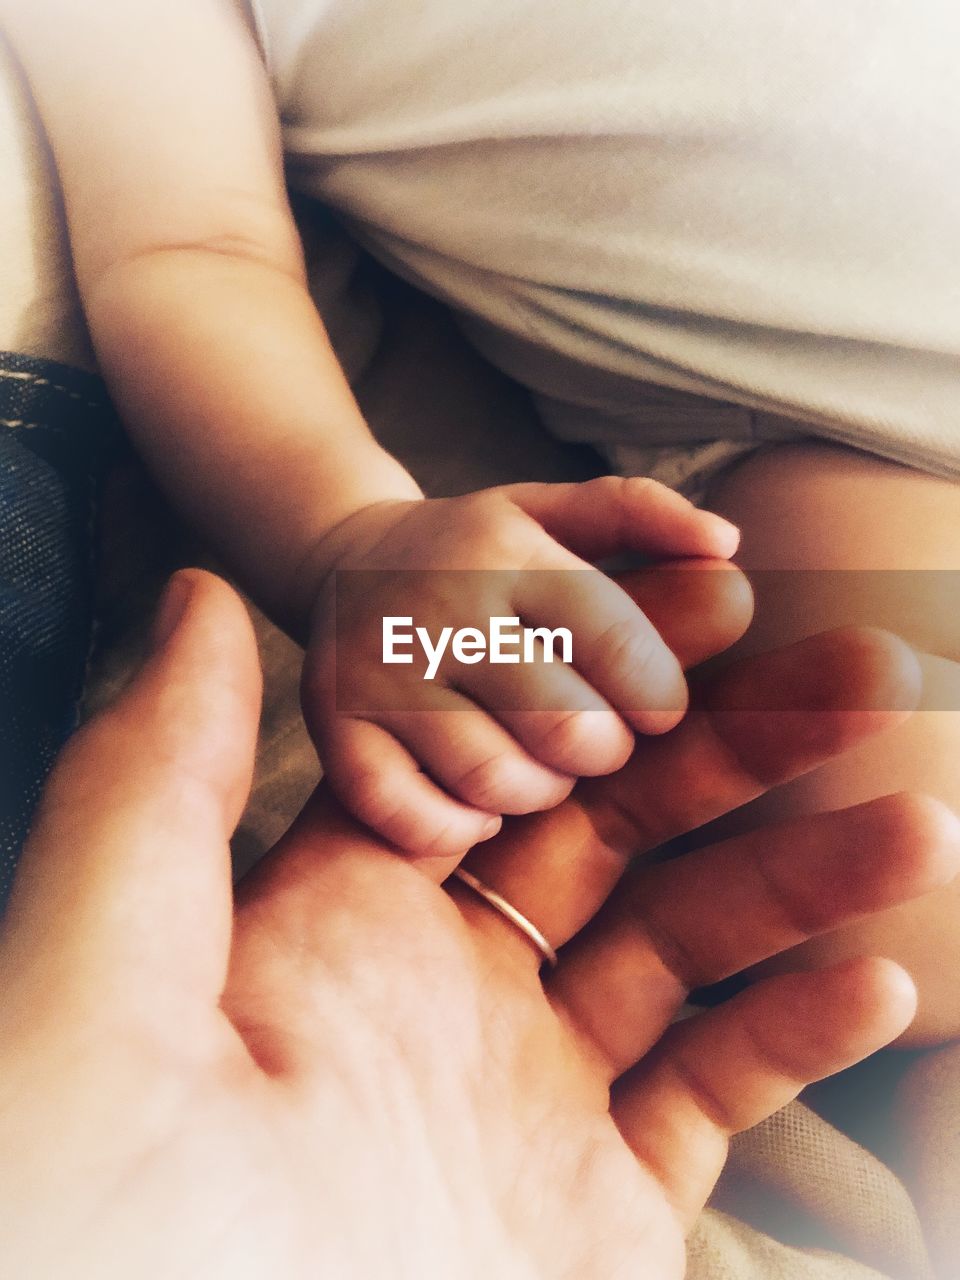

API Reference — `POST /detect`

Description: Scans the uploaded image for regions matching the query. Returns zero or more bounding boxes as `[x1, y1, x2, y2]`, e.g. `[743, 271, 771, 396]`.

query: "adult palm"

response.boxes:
[0, 569, 953, 1279]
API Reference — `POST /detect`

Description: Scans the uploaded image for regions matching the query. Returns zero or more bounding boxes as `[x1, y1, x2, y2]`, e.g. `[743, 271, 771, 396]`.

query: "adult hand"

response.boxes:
[0, 569, 955, 1279]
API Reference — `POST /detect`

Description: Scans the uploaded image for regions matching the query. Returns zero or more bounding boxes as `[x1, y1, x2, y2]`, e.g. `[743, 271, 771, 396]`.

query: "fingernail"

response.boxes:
[479, 815, 502, 841]
[150, 571, 195, 652]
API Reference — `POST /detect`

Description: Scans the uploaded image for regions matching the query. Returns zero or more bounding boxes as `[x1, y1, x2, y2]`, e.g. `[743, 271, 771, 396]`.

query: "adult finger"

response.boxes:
[616, 560, 753, 671]
[452, 558, 751, 776]
[549, 793, 960, 1077]
[458, 628, 922, 960]
[503, 476, 740, 561]
[585, 626, 922, 856]
[0, 570, 262, 1024]
[612, 958, 917, 1228]
[516, 564, 688, 734]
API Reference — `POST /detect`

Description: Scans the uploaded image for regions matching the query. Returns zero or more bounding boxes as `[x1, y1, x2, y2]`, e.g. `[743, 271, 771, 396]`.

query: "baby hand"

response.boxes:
[302, 477, 739, 856]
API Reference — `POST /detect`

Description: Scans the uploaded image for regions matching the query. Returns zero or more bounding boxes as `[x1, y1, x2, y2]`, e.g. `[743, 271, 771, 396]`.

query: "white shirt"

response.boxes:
[251, 0, 960, 473]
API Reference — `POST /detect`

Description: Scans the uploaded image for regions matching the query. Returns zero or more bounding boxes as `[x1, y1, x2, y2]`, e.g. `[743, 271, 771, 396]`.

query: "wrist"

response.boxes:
[296, 494, 424, 641]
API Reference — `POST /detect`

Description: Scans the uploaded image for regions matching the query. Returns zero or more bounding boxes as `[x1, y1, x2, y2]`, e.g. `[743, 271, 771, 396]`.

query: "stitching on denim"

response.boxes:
[0, 368, 103, 411]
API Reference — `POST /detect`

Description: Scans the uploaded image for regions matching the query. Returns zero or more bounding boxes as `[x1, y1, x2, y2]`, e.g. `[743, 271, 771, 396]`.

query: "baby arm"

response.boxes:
[1, 0, 423, 630]
[4, 0, 739, 856]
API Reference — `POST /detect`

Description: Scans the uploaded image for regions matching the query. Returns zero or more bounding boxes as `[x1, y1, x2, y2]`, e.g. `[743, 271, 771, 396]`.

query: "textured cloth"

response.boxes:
[0, 34, 96, 373]
[252, 0, 960, 477]
[0, 354, 118, 909]
[0, 35, 114, 907]
[701, 1101, 936, 1280]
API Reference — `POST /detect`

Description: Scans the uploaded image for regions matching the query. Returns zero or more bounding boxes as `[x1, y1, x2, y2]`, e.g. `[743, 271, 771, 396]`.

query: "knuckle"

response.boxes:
[342, 764, 408, 834]
[451, 751, 520, 811]
[591, 616, 663, 679]
[414, 818, 473, 858]
[632, 900, 709, 990]
[450, 493, 533, 564]
[670, 1052, 742, 1134]
[749, 843, 828, 938]
[621, 474, 665, 501]
[337, 743, 476, 857]
[600, 473, 653, 500]
[529, 771, 577, 808]
[535, 710, 602, 769]
[589, 473, 662, 509]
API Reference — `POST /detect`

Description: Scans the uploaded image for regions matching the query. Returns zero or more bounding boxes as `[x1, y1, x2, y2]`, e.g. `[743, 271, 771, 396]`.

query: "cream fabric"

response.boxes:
[0, 36, 94, 370]
[253, 0, 960, 478]
[703, 1101, 936, 1280]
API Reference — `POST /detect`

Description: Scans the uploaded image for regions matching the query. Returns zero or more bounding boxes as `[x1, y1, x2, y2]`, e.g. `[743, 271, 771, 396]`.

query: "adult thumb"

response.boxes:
[0, 570, 262, 1027]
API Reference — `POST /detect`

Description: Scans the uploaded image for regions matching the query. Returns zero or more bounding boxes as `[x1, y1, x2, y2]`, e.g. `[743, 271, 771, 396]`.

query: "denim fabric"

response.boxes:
[0, 352, 119, 911]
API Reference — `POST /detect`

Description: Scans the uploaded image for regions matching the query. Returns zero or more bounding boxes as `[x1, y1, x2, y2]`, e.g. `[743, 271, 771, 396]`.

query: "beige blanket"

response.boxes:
[2, 33, 956, 1279]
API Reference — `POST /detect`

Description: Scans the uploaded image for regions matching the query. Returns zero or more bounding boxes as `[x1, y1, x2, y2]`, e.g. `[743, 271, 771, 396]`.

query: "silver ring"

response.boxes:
[452, 868, 558, 968]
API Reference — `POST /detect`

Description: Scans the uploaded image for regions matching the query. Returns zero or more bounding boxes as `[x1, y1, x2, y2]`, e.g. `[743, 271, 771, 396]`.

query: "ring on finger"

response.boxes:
[452, 868, 559, 969]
